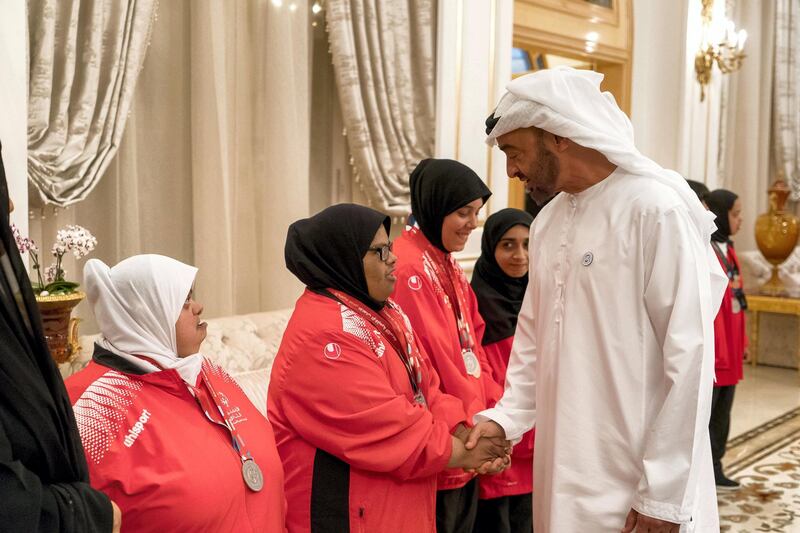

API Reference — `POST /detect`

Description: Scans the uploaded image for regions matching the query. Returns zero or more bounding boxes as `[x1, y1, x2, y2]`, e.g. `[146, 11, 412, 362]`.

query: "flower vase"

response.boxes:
[35, 291, 85, 364]
[755, 180, 800, 296]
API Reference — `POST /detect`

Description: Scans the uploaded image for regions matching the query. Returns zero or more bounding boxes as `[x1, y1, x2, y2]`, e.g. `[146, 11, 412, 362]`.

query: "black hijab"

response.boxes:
[0, 143, 111, 530]
[471, 208, 533, 345]
[285, 203, 390, 311]
[686, 179, 710, 203]
[705, 189, 738, 243]
[410, 159, 492, 252]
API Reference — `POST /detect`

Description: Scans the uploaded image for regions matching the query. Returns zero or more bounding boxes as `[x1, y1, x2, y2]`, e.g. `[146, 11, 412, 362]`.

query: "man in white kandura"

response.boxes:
[466, 67, 728, 533]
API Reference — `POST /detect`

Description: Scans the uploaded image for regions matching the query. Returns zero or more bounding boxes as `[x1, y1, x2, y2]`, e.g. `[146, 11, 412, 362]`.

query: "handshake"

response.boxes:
[448, 420, 511, 475]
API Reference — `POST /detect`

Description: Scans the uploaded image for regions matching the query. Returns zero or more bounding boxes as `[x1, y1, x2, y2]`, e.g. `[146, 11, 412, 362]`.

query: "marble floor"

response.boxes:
[719, 365, 800, 532]
[730, 364, 800, 439]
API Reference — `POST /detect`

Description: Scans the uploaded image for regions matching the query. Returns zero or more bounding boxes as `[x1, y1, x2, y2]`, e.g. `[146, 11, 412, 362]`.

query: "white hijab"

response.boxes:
[485, 66, 718, 244]
[84, 254, 204, 385]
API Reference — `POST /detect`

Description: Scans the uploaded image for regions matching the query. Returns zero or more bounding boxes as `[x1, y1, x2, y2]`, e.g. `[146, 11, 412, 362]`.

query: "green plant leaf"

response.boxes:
[43, 280, 80, 293]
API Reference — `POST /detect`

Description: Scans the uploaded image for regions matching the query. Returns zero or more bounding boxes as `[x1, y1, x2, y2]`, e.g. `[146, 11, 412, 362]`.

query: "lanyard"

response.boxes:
[410, 229, 475, 352]
[187, 368, 253, 465]
[711, 241, 738, 280]
[327, 289, 425, 401]
[133, 355, 264, 491]
[134, 356, 257, 471]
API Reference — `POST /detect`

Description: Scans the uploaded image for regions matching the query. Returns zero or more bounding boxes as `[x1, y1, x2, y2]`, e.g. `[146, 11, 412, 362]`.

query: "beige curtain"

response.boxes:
[28, 0, 310, 331]
[773, 0, 800, 199]
[27, 0, 158, 207]
[719, 0, 775, 252]
[326, 0, 436, 217]
[189, 0, 310, 316]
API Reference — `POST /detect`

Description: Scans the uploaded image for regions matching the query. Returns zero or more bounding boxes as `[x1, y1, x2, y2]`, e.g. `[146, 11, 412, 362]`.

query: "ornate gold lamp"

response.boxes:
[755, 180, 800, 295]
[694, 0, 747, 101]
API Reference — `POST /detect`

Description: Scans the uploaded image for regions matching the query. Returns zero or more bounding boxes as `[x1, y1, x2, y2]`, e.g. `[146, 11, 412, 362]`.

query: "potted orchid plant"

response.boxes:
[12, 224, 97, 295]
[11, 223, 98, 363]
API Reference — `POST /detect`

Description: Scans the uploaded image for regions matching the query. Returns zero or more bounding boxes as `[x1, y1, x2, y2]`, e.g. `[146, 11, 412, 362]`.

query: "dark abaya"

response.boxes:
[0, 143, 112, 532]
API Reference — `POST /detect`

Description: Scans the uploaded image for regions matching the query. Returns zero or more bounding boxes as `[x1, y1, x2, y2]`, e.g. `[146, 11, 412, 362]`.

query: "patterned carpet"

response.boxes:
[719, 407, 800, 532]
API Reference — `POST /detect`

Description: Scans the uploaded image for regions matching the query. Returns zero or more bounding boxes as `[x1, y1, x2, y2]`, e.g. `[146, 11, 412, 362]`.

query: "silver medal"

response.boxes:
[732, 297, 741, 314]
[414, 391, 428, 408]
[462, 349, 481, 378]
[242, 459, 264, 492]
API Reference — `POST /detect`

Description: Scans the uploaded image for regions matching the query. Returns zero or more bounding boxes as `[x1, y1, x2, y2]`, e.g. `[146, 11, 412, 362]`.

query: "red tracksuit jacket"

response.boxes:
[392, 226, 503, 491]
[267, 289, 467, 533]
[66, 348, 286, 532]
[478, 336, 534, 500]
[713, 245, 748, 387]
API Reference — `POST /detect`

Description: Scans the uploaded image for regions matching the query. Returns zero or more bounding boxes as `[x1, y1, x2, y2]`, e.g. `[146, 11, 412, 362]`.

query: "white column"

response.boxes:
[0, 0, 28, 234]
[435, 0, 513, 272]
[630, 0, 689, 173]
[631, 0, 728, 189]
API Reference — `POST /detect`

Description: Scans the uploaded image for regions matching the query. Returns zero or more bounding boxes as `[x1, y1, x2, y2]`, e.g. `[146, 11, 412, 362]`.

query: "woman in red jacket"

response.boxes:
[470, 208, 534, 533]
[65, 255, 286, 532]
[269, 204, 509, 533]
[392, 159, 504, 533]
[705, 189, 747, 491]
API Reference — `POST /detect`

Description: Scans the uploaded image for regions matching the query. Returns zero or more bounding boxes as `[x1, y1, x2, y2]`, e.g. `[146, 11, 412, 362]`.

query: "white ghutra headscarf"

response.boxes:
[486, 66, 727, 336]
[84, 254, 204, 385]
[485, 66, 719, 246]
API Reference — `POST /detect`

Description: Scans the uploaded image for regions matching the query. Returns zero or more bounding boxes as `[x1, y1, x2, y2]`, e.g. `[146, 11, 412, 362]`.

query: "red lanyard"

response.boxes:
[188, 369, 253, 463]
[135, 355, 255, 466]
[133, 355, 265, 491]
[409, 228, 475, 352]
[328, 289, 425, 401]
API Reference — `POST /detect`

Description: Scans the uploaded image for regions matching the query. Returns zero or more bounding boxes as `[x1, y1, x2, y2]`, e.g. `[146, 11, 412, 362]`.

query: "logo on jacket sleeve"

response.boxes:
[408, 275, 423, 291]
[123, 409, 151, 448]
[323, 342, 342, 359]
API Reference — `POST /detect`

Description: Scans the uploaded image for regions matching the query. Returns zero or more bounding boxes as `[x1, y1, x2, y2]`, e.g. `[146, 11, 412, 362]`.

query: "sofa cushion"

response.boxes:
[231, 368, 271, 417]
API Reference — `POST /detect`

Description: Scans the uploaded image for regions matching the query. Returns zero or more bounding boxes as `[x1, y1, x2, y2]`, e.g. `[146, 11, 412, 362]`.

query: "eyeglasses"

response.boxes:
[368, 242, 393, 262]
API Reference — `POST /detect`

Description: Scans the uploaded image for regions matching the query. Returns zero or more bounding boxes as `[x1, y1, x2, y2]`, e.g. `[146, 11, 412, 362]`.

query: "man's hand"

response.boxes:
[621, 509, 678, 533]
[461, 436, 511, 472]
[111, 500, 122, 533]
[465, 420, 506, 450]
[473, 454, 511, 475]
[448, 431, 510, 472]
[453, 423, 470, 443]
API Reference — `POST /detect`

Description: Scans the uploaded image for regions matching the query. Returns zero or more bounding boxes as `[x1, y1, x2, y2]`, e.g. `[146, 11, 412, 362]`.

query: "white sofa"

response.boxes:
[59, 309, 293, 416]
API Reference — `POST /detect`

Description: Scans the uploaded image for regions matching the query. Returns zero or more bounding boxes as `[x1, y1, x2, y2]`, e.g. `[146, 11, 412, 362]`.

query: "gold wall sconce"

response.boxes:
[694, 0, 747, 101]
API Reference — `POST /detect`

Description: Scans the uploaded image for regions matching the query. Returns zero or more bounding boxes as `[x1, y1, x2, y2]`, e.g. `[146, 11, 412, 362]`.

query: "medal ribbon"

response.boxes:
[327, 289, 425, 400]
[711, 241, 739, 281]
[410, 228, 475, 352]
[193, 367, 255, 465]
[136, 355, 257, 468]
[710, 241, 747, 312]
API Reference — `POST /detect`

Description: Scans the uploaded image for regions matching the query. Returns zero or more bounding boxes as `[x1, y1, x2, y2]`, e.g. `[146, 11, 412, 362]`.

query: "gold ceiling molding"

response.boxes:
[513, 24, 630, 63]
[517, 0, 619, 27]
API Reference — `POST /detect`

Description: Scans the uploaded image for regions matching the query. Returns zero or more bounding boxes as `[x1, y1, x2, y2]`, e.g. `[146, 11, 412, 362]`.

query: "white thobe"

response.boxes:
[477, 169, 724, 532]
